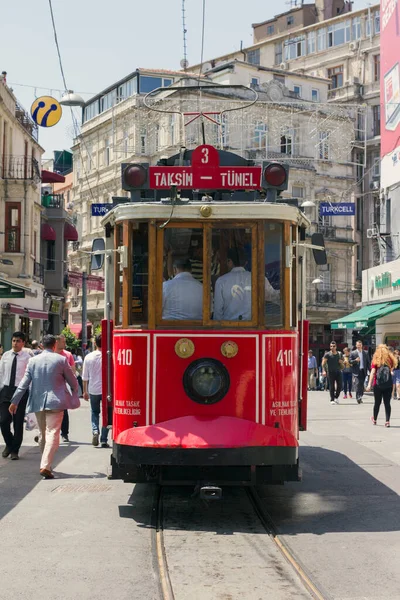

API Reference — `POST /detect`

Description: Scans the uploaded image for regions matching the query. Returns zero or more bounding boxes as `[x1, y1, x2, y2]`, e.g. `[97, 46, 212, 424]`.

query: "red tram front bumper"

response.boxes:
[112, 416, 300, 485]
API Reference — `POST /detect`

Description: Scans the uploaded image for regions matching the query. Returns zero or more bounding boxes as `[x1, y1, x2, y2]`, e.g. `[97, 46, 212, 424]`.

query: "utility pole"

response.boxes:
[81, 270, 87, 353]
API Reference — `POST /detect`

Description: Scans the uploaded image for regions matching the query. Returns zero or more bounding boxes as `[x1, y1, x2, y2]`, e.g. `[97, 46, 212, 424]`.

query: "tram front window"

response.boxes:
[162, 228, 203, 321]
[131, 222, 149, 324]
[264, 222, 282, 328]
[211, 227, 253, 322]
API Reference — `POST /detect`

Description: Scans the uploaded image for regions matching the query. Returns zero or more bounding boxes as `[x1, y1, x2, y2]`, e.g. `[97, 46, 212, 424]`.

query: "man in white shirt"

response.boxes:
[0, 331, 31, 460]
[82, 334, 109, 448]
[213, 248, 280, 321]
[162, 258, 203, 320]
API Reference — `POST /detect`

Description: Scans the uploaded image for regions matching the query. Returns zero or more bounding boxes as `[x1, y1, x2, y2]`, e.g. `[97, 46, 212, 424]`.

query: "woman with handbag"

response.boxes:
[366, 344, 397, 427]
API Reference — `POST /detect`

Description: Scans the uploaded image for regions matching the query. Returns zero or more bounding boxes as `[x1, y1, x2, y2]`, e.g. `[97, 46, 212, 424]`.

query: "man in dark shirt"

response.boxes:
[322, 341, 344, 404]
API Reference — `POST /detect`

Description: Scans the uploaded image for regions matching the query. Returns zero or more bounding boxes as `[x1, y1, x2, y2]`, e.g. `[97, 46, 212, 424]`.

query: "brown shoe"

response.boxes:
[40, 469, 54, 479]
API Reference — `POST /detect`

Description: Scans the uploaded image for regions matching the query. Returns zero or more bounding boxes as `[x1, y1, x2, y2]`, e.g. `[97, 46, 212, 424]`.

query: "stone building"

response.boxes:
[0, 78, 46, 349]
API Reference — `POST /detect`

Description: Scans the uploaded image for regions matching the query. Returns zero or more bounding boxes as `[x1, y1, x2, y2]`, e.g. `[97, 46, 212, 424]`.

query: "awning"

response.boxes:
[41, 223, 56, 241]
[2, 303, 26, 314]
[331, 301, 400, 330]
[28, 309, 48, 320]
[64, 222, 78, 241]
[41, 170, 65, 184]
[68, 322, 93, 337]
[0, 279, 30, 299]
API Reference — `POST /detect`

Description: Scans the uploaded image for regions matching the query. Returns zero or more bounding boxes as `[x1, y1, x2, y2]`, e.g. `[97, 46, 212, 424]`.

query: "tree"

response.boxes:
[61, 326, 80, 352]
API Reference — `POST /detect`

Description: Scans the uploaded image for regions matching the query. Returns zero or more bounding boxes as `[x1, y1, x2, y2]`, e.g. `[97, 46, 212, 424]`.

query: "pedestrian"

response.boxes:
[0, 331, 30, 460]
[350, 340, 371, 404]
[82, 334, 110, 448]
[56, 334, 76, 442]
[307, 350, 318, 390]
[366, 344, 397, 427]
[342, 347, 353, 399]
[74, 349, 84, 396]
[322, 341, 344, 404]
[0, 344, 3, 360]
[392, 349, 400, 400]
[9, 334, 80, 479]
[31, 340, 42, 355]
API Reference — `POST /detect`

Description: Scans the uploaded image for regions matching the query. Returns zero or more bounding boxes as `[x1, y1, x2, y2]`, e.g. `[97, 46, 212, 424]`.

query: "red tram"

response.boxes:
[95, 144, 323, 493]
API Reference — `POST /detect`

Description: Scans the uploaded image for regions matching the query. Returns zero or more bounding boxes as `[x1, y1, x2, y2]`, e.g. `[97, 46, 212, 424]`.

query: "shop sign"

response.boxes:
[319, 202, 355, 216]
[375, 271, 392, 290]
[50, 300, 61, 314]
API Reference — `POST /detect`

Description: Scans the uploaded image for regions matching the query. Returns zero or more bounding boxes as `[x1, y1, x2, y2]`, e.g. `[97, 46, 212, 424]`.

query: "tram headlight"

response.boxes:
[183, 358, 230, 405]
[261, 161, 289, 193]
[121, 163, 149, 190]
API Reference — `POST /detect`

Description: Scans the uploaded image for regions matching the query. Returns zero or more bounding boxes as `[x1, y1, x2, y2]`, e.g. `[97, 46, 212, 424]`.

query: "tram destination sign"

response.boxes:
[319, 202, 355, 216]
[149, 144, 261, 190]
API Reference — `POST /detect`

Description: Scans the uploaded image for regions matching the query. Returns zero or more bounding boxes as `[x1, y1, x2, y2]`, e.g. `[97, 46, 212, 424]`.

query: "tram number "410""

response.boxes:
[117, 349, 133, 366]
[276, 349, 293, 367]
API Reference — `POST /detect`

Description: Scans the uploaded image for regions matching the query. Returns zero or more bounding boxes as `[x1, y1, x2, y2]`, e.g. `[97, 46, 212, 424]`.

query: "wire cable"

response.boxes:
[48, 0, 68, 92]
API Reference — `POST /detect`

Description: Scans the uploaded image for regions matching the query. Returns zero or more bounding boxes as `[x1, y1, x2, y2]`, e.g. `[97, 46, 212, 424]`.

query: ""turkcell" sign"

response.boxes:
[91, 204, 113, 217]
[319, 202, 355, 216]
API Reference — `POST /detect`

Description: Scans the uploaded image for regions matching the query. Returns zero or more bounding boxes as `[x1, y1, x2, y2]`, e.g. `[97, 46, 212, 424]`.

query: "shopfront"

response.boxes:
[331, 259, 400, 350]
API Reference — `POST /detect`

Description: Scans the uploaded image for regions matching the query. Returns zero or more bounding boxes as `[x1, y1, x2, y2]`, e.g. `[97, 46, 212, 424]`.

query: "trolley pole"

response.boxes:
[81, 270, 88, 353]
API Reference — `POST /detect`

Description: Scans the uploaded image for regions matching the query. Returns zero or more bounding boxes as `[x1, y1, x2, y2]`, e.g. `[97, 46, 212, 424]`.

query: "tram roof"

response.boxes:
[101, 202, 310, 227]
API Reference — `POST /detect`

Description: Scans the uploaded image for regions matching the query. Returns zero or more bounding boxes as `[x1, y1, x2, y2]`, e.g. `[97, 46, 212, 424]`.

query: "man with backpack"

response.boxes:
[350, 340, 371, 404]
[322, 342, 344, 404]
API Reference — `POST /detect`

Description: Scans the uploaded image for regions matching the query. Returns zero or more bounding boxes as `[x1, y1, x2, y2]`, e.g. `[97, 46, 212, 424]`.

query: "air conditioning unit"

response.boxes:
[349, 41, 359, 51]
[367, 228, 378, 238]
[280, 62, 289, 70]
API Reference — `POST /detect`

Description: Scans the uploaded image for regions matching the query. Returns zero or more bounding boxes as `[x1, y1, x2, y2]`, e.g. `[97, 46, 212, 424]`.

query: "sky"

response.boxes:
[1, 0, 373, 157]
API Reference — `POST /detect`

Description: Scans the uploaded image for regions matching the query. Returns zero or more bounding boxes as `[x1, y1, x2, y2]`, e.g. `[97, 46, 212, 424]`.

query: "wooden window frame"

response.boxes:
[114, 224, 122, 327]
[5, 202, 21, 253]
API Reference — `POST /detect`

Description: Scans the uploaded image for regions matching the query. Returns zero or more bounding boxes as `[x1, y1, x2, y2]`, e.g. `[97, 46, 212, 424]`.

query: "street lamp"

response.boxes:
[312, 277, 323, 284]
[60, 91, 86, 107]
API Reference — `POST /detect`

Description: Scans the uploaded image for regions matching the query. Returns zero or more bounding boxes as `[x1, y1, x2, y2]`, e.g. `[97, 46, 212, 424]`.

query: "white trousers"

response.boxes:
[35, 409, 64, 471]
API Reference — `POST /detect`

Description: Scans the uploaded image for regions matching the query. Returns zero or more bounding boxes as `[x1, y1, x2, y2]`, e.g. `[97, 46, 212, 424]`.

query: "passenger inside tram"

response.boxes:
[162, 258, 203, 320]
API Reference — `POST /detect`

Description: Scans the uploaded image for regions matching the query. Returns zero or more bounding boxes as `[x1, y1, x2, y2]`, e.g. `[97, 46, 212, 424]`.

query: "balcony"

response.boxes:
[316, 224, 354, 243]
[33, 261, 44, 284]
[41, 193, 64, 208]
[1, 155, 41, 181]
[312, 289, 361, 311]
[15, 101, 39, 141]
[71, 298, 80, 308]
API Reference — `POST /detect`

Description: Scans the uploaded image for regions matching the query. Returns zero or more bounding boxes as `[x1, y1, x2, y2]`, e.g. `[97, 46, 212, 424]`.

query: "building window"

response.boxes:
[328, 65, 344, 89]
[247, 48, 260, 65]
[123, 129, 129, 156]
[374, 10, 380, 34]
[356, 197, 362, 231]
[46, 241, 56, 271]
[372, 153, 380, 177]
[373, 105, 381, 136]
[356, 245, 361, 278]
[352, 17, 361, 40]
[318, 132, 330, 160]
[5, 202, 21, 252]
[373, 55, 380, 82]
[140, 129, 147, 155]
[273, 74, 285, 85]
[293, 85, 301, 97]
[292, 185, 304, 198]
[327, 20, 351, 47]
[104, 137, 110, 166]
[307, 31, 316, 53]
[274, 42, 283, 65]
[287, 15, 294, 26]
[254, 122, 268, 150]
[267, 24, 274, 35]
[280, 130, 293, 155]
[139, 76, 173, 94]
[250, 77, 260, 87]
[284, 36, 306, 60]
[312, 89, 319, 102]
[86, 145, 92, 172]
[317, 27, 327, 52]
[322, 268, 331, 291]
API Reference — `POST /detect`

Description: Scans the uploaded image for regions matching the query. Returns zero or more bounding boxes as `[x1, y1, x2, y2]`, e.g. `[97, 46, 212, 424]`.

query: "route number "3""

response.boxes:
[201, 147, 209, 164]
[277, 349, 293, 367]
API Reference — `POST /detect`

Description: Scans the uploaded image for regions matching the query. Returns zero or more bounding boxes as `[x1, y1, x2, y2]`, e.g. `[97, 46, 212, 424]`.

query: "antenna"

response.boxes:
[181, 0, 188, 71]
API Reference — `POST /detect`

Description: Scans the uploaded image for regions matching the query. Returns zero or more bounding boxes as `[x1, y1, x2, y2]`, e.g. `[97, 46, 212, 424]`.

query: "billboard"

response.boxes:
[381, 0, 400, 158]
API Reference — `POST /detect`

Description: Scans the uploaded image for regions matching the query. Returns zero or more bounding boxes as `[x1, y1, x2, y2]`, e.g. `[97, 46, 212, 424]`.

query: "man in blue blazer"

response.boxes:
[9, 334, 80, 479]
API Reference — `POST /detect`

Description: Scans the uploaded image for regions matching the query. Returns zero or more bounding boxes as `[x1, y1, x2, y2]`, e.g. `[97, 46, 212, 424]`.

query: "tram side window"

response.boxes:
[264, 222, 282, 328]
[131, 223, 149, 324]
[162, 227, 203, 321]
[211, 227, 252, 323]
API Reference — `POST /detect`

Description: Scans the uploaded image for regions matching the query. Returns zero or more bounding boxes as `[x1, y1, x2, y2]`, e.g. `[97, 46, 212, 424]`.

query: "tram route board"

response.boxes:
[149, 144, 262, 190]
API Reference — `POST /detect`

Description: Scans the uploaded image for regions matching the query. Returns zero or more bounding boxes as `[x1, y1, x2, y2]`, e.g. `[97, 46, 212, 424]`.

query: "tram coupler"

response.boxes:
[199, 485, 223, 500]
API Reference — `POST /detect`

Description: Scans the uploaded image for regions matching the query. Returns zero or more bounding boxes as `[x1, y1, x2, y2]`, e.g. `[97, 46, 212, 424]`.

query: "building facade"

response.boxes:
[0, 77, 47, 349]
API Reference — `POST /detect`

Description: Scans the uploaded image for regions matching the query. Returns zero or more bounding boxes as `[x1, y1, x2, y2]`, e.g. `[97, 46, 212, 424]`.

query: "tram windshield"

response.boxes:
[114, 219, 288, 329]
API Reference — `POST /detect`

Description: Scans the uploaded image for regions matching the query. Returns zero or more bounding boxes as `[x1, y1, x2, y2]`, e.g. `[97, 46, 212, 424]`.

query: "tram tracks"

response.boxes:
[152, 485, 327, 600]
